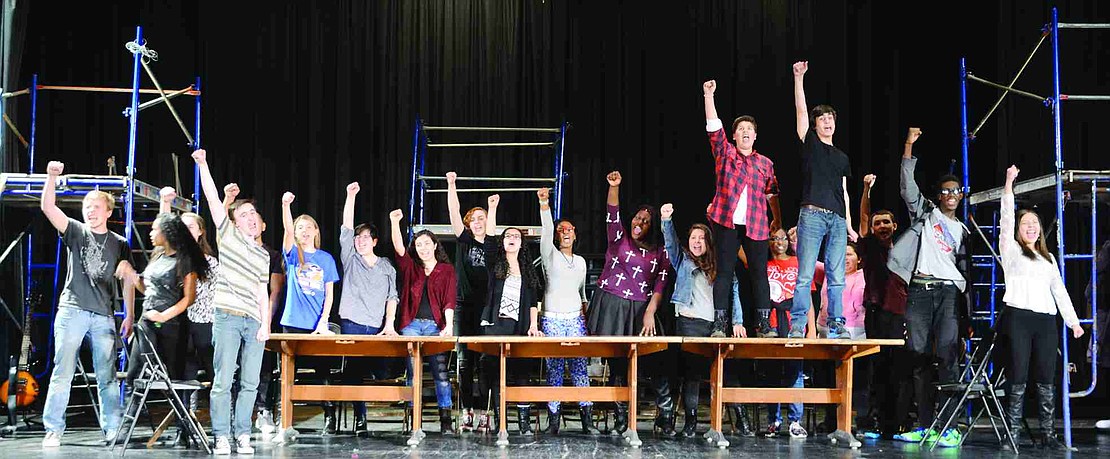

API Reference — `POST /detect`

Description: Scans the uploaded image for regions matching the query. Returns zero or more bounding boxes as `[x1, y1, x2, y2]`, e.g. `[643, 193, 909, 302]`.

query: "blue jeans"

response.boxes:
[791, 207, 847, 335]
[767, 360, 804, 423]
[210, 310, 264, 439]
[401, 319, 452, 408]
[43, 307, 121, 435]
[339, 318, 390, 418]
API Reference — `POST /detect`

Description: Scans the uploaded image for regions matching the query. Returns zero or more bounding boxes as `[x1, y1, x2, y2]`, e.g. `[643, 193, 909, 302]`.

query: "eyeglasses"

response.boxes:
[939, 187, 963, 196]
[503, 233, 523, 240]
[770, 236, 788, 242]
[556, 225, 575, 233]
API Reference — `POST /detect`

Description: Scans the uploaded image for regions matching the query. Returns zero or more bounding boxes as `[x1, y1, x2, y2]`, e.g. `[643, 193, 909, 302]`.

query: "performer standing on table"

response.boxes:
[192, 149, 271, 455]
[338, 182, 400, 435]
[701, 79, 781, 337]
[39, 161, 135, 448]
[388, 209, 457, 434]
[534, 187, 599, 435]
[446, 171, 490, 430]
[585, 171, 672, 435]
[158, 187, 220, 448]
[473, 194, 542, 436]
[999, 165, 1083, 450]
[788, 61, 858, 340]
[659, 203, 744, 438]
[888, 128, 970, 448]
[278, 191, 342, 434]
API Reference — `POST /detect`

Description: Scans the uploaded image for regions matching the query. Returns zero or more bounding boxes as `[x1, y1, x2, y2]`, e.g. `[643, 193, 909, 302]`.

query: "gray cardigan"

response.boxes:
[887, 156, 971, 289]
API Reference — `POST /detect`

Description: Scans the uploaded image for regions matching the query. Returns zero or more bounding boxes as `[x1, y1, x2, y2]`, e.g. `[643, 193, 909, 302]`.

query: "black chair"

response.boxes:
[924, 329, 1016, 451]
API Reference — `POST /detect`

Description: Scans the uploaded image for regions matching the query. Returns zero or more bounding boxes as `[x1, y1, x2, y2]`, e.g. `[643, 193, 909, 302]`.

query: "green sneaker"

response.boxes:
[893, 427, 939, 442]
[937, 428, 962, 447]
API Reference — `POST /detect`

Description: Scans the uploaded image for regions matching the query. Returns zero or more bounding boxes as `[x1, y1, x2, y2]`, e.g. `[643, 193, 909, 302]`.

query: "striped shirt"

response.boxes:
[213, 218, 269, 322]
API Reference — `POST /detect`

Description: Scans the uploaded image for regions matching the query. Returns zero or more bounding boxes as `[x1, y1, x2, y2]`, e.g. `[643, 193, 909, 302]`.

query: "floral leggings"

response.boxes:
[542, 315, 592, 412]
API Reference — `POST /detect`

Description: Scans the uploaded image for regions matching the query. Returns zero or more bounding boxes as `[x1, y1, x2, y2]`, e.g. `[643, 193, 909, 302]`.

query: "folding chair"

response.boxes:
[923, 330, 1016, 451]
[109, 322, 210, 454]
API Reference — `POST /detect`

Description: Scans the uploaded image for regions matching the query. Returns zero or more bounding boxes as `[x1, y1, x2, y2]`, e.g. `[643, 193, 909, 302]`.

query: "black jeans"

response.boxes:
[675, 316, 712, 409]
[867, 308, 914, 433]
[128, 318, 182, 382]
[712, 223, 770, 320]
[480, 318, 531, 410]
[1001, 306, 1057, 387]
[905, 282, 960, 428]
[183, 321, 214, 382]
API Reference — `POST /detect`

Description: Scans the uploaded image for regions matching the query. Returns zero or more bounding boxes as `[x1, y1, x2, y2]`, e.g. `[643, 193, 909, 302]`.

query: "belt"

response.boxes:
[911, 277, 956, 290]
[543, 310, 583, 320]
[218, 307, 250, 317]
[802, 204, 834, 213]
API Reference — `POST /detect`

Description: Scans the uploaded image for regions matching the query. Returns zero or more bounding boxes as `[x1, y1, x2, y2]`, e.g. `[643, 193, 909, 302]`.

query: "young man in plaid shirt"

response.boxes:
[702, 79, 782, 337]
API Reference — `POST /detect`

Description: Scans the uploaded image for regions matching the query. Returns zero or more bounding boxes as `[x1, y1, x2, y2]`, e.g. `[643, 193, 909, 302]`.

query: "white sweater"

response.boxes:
[1000, 192, 1080, 327]
[539, 206, 587, 316]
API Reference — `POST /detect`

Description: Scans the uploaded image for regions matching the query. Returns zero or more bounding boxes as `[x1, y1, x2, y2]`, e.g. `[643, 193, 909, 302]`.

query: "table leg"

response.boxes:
[407, 342, 427, 446]
[828, 356, 861, 449]
[496, 343, 509, 447]
[275, 349, 299, 444]
[623, 344, 642, 448]
[705, 343, 729, 448]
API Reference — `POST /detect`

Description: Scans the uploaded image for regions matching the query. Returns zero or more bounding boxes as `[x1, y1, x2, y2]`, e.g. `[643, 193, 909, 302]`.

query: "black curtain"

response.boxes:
[3, 0, 1109, 411]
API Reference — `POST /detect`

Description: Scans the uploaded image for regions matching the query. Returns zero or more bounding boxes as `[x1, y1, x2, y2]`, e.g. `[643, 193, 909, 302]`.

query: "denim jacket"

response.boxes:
[662, 219, 743, 324]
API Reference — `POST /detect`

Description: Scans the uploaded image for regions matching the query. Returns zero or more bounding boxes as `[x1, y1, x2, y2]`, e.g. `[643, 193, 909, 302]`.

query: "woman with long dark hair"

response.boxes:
[1000, 166, 1083, 450]
[389, 209, 457, 435]
[585, 171, 673, 436]
[534, 187, 598, 435]
[472, 194, 542, 436]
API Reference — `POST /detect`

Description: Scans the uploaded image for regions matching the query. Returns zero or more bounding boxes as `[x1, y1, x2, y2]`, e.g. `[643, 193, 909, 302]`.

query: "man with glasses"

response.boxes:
[887, 128, 971, 448]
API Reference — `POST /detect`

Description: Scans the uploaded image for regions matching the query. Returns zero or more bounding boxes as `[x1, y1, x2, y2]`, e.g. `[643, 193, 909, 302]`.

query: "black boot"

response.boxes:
[653, 377, 677, 437]
[730, 404, 755, 437]
[681, 408, 698, 438]
[439, 408, 457, 435]
[1006, 383, 1026, 450]
[322, 402, 338, 435]
[654, 407, 677, 438]
[580, 405, 601, 435]
[710, 309, 728, 338]
[354, 413, 368, 436]
[1036, 383, 1066, 450]
[517, 406, 534, 435]
[612, 402, 629, 434]
[171, 423, 190, 448]
[544, 409, 561, 435]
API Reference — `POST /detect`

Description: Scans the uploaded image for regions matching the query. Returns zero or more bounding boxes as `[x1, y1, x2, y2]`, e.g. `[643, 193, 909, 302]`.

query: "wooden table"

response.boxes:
[266, 334, 456, 446]
[462, 336, 680, 447]
[682, 338, 904, 449]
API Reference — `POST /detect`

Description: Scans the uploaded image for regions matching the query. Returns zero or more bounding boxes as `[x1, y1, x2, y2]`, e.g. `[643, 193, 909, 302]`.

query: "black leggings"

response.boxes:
[712, 223, 769, 320]
[183, 321, 214, 382]
[128, 318, 182, 382]
[1002, 306, 1058, 386]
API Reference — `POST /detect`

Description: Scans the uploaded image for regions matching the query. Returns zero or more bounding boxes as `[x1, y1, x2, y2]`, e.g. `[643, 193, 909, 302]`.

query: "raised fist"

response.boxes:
[487, 194, 500, 207]
[159, 187, 177, 203]
[389, 209, 404, 222]
[46, 161, 64, 176]
[863, 174, 877, 188]
[906, 127, 923, 144]
[660, 203, 674, 220]
[537, 188, 550, 201]
[281, 192, 295, 205]
[703, 80, 716, 96]
[223, 183, 240, 200]
[793, 61, 808, 76]
[606, 171, 622, 187]
[191, 149, 207, 164]
[445, 171, 457, 185]
[1005, 165, 1020, 183]
[346, 182, 360, 195]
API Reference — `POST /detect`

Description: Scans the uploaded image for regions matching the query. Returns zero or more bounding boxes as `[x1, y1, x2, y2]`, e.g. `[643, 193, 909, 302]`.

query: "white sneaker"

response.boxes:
[213, 436, 232, 455]
[42, 431, 62, 448]
[789, 421, 808, 438]
[236, 434, 254, 455]
[1097, 419, 1110, 430]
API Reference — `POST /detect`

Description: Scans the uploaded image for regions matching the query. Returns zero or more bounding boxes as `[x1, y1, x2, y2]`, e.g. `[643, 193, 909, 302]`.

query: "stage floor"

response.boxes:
[2, 406, 1107, 458]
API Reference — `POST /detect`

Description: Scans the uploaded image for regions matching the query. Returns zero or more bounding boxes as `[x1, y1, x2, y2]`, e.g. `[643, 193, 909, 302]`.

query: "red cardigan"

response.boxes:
[395, 251, 457, 332]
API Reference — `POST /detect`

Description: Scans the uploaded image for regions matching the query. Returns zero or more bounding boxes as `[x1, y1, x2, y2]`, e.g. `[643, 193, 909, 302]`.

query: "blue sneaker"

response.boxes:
[824, 320, 851, 340]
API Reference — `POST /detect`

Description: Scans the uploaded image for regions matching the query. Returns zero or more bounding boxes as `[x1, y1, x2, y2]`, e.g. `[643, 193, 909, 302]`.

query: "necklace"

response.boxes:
[558, 251, 576, 269]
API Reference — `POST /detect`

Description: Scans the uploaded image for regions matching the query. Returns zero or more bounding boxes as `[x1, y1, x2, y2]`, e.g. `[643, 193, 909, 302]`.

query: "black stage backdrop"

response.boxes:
[2, 0, 1109, 413]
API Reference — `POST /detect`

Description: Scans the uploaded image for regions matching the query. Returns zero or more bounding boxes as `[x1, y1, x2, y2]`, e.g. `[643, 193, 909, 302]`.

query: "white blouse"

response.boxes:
[999, 192, 1080, 327]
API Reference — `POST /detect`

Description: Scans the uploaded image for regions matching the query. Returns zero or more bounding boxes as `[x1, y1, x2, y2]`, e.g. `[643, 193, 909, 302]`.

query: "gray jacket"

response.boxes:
[887, 156, 971, 288]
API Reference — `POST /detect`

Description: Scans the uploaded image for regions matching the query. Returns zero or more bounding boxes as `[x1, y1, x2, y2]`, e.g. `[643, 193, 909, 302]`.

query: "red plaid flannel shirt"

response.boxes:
[705, 124, 780, 241]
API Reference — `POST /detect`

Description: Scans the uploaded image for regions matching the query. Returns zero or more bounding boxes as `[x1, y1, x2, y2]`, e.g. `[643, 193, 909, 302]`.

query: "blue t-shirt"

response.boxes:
[279, 246, 340, 330]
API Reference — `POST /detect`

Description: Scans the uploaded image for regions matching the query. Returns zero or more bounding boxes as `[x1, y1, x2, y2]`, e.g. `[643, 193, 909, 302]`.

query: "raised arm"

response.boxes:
[485, 194, 500, 237]
[999, 165, 1019, 258]
[389, 209, 406, 257]
[606, 171, 621, 207]
[192, 149, 228, 227]
[222, 183, 240, 212]
[281, 192, 296, 253]
[605, 171, 623, 243]
[446, 172, 466, 237]
[659, 204, 681, 267]
[40, 161, 70, 233]
[159, 187, 176, 215]
[859, 175, 876, 237]
[538, 188, 556, 263]
[899, 128, 926, 216]
[342, 182, 359, 230]
[793, 61, 810, 141]
[703, 80, 719, 120]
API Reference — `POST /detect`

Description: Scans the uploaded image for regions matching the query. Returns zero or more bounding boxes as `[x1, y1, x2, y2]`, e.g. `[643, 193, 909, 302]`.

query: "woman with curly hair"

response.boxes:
[389, 209, 457, 435]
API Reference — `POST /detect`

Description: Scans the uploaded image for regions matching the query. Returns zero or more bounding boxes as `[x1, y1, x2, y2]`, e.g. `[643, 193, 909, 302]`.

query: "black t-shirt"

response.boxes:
[800, 129, 851, 217]
[456, 230, 489, 304]
[416, 280, 434, 320]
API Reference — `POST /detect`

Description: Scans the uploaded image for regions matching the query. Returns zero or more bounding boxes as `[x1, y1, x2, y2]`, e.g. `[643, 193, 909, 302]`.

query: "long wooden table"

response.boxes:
[462, 336, 680, 447]
[682, 337, 904, 448]
[265, 334, 456, 446]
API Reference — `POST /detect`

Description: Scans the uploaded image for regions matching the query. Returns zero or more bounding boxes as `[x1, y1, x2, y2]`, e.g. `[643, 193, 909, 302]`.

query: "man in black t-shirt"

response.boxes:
[787, 61, 859, 341]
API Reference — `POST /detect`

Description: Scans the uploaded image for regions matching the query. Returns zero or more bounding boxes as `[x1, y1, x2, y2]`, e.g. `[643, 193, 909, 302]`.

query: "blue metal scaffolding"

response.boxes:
[408, 118, 569, 237]
[962, 7, 1110, 449]
[0, 26, 201, 384]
